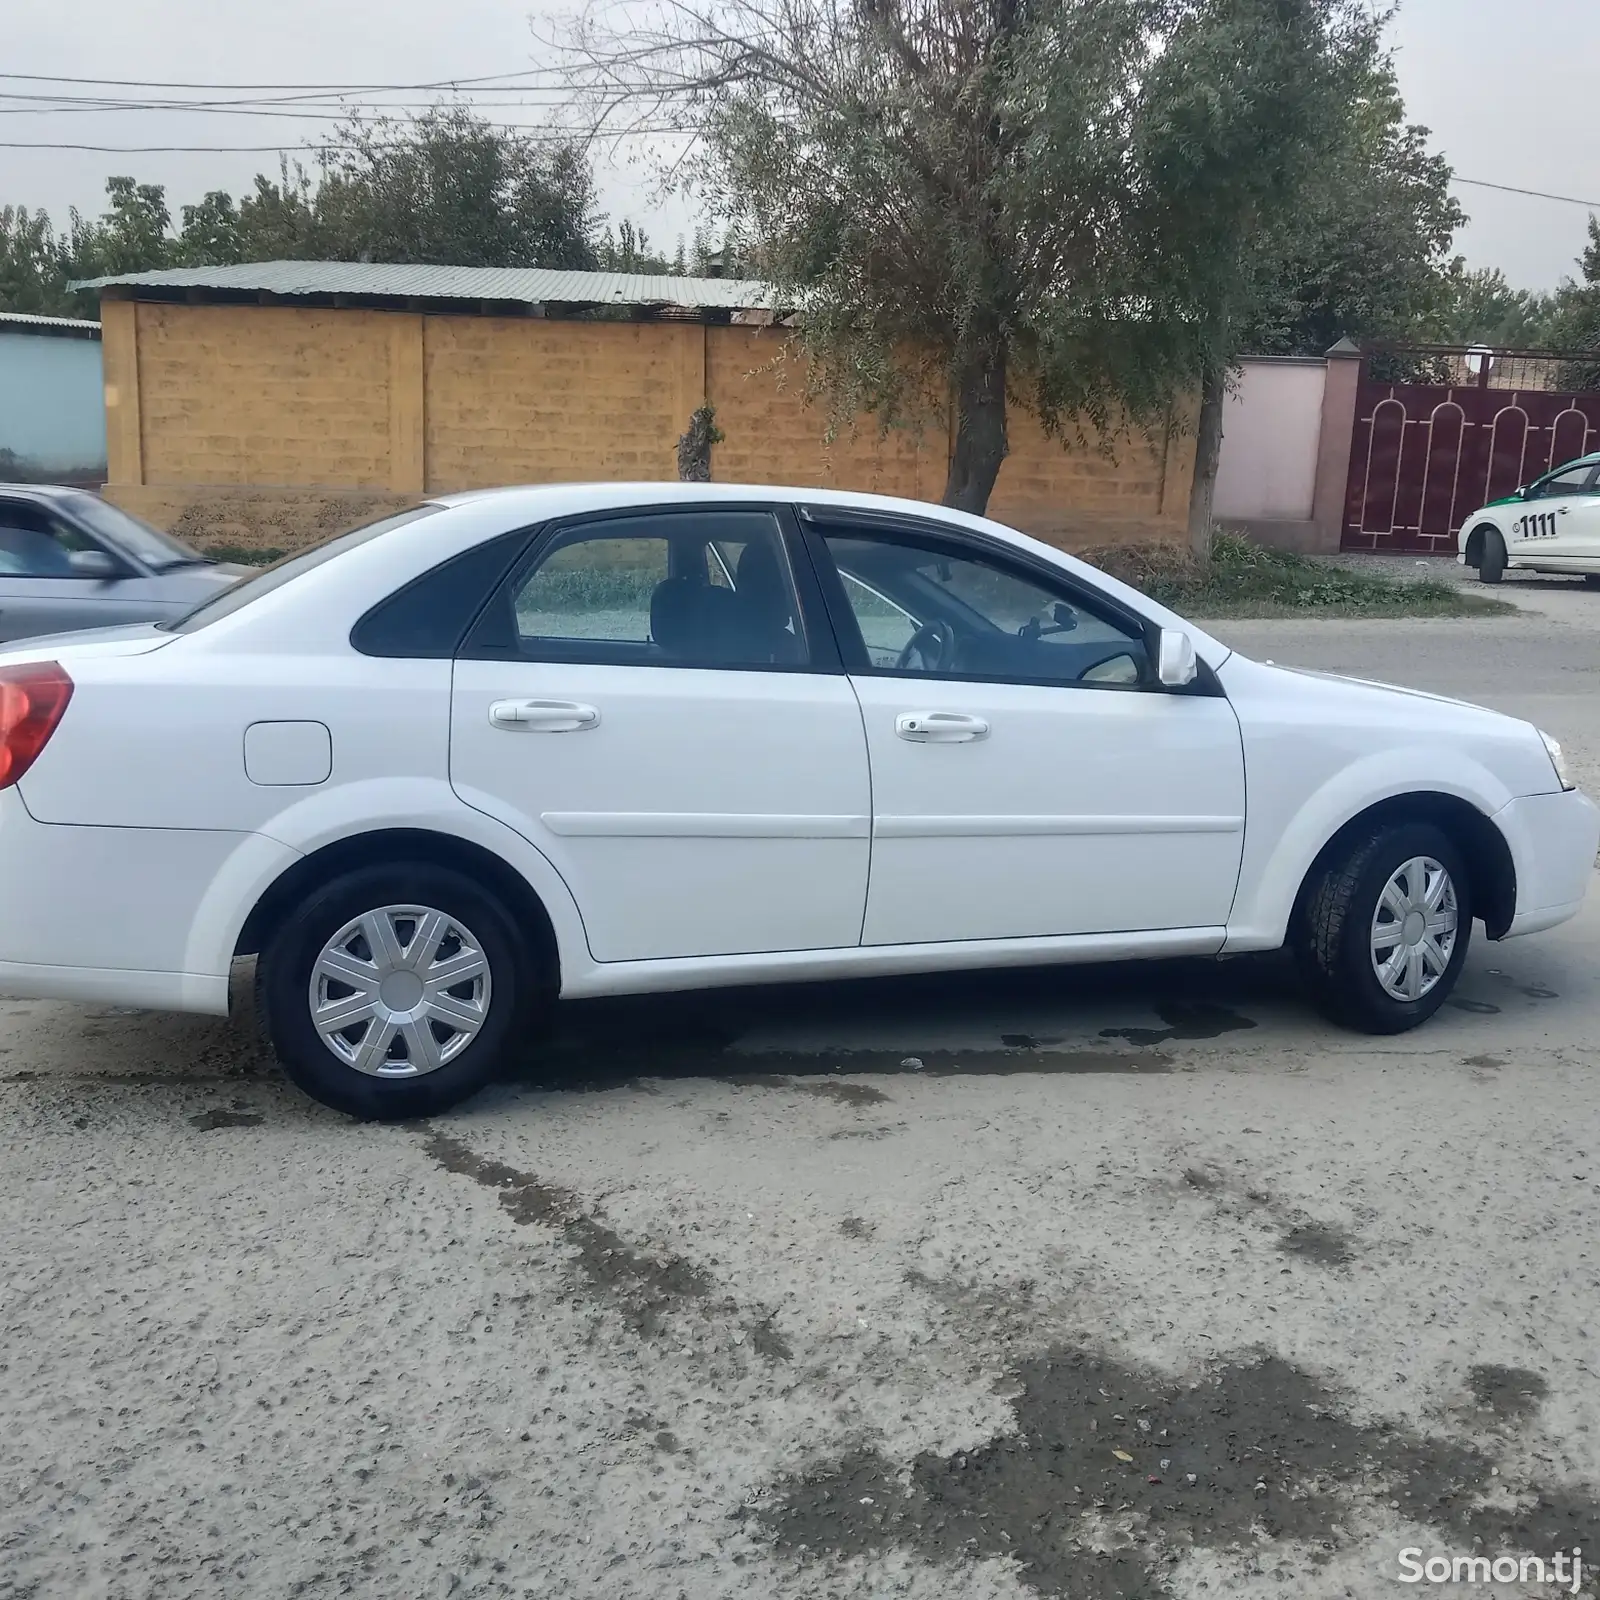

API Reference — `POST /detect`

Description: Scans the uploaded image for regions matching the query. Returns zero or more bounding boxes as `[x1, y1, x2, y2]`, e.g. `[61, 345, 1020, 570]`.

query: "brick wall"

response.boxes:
[134, 303, 394, 490]
[424, 317, 694, 488]
[103, 299, 1194, 554]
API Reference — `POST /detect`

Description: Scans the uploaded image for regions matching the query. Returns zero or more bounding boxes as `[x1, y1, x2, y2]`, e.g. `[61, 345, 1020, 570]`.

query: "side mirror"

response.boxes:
[1156, 627, 1198, 688]
[68, 548, 119, 579]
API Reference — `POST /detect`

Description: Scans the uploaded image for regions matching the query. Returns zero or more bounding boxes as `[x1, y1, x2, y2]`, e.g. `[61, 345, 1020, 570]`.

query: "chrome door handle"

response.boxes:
[895, 711, 990, 743]
[488, 699, 600, 732]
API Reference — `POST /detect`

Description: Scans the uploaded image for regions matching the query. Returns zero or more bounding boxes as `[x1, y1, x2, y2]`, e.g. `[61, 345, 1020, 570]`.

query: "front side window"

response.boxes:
[59, 491, 204, 570]
[481, 510, 811, 669]
[0, 500, 100, 578]
[820, 529, 1150, 688]
[1527, 464, 1598, 500]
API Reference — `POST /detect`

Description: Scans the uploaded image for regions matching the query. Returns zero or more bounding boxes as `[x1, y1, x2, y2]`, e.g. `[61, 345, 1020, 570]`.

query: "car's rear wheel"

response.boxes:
[259, 862, 537, 1118]
[1475, 527, 1506, 583]
[1293, 822, 1472, 1034]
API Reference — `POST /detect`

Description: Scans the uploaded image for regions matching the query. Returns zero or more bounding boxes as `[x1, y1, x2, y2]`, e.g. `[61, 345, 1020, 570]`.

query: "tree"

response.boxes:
[0, 207, 66, 316]
[313, 106, 599, 269]
[1546, 216, 1600, 389]
[1435, 266, 1557, 350]
[1241, 60, 1463, 356]
[560, 0, 1385, 536]
[596, 218, 677, 271]
[177, 190, 242, 267]
[78, 177, 174, 277]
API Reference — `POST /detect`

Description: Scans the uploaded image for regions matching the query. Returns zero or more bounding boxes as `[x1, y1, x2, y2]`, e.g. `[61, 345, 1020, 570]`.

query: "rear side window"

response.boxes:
[352, 529, 532, 657]
[168, 506, 440, 632]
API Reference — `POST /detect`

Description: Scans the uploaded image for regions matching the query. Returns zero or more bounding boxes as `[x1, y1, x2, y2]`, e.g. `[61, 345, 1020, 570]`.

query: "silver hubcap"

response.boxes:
[309, 905, 491, 1077]
[1371, 856, 1458, 1002]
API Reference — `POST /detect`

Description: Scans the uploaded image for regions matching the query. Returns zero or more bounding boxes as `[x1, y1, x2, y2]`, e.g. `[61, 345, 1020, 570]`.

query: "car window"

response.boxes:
[1526, 464, 1598, 500]
[473, 510, 810, 669]
[0, 500, 95, 579]
[168, 506, 439, 632]
[60, 491, 204, 570]
[351, 529, 531, 658]
[820, 529, 1150, 688]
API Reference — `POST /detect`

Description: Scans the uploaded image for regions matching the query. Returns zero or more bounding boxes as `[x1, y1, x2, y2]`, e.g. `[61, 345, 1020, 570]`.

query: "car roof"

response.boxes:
[429, 480, 1006, 528]
[0, 483, 87, 502]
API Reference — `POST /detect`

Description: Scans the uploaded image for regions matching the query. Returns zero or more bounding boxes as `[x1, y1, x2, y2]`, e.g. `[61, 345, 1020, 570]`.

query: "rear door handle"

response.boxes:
[895, 711, 990, 743]
[488, 699, 600, 732]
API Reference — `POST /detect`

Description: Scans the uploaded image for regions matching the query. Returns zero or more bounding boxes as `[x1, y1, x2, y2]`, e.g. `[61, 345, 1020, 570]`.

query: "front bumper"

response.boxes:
[1495, 788, 1600, 938]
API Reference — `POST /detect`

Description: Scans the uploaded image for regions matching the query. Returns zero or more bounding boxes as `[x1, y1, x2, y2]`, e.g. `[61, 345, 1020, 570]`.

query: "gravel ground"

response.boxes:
[3, 593, 1599, 1600]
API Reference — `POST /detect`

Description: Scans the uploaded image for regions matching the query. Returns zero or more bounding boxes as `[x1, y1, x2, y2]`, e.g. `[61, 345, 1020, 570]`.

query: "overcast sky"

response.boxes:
[7, 0, 1598, 291]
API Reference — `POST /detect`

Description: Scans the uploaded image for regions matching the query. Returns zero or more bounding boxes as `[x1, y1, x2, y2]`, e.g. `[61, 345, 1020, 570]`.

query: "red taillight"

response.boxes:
[0, 662, 73, 789]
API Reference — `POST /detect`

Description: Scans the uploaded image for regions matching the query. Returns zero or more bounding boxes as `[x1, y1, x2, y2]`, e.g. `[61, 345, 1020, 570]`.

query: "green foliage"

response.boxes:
[1435, 267, 1558, 350]
[1092, 529, 1509, 618]
[0, 108, 630, 315]
[596, 219, 675, 273]
[312, 106, 599, 269]
[1241, 61, 1464, 355]
[201, 543, 287, 566]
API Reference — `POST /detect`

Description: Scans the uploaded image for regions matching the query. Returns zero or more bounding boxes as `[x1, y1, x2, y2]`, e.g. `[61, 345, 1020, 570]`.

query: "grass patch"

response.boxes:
[1083, 530, 1512, 619]
[203, 543, 287, 567]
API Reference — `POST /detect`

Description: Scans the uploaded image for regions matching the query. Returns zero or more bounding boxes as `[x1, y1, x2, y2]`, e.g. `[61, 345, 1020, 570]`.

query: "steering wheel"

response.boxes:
[897, 618, 955, 672]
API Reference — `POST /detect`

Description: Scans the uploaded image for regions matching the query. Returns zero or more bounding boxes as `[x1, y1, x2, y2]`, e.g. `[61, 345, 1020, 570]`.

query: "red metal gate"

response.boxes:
[1342, 351, 1600, 553]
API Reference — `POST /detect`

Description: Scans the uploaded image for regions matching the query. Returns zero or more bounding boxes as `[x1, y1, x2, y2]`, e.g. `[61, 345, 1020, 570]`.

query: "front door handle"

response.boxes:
[488, 699, 600, 732]
[895, 711, 990, 743]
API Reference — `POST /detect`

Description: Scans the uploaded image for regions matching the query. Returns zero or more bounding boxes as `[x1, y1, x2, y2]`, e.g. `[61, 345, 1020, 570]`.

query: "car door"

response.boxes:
[0, 495, 158, 642]
[1506, 462, 1600, 566]
[450, 505, 872, 963]
[804, 514, 1247, 946]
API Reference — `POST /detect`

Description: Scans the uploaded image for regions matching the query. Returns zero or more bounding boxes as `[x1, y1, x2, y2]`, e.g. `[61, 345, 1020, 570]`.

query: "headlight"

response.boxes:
[1540, 729, 1576, 792]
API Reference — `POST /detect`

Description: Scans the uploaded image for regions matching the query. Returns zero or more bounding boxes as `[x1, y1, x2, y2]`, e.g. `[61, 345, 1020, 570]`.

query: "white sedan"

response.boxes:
[0, 484, 1594, 1118]
[1459, 451, 1600, 582]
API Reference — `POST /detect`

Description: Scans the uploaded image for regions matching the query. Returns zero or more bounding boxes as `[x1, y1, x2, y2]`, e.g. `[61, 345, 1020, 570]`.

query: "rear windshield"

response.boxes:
[167, 506, 441, 632]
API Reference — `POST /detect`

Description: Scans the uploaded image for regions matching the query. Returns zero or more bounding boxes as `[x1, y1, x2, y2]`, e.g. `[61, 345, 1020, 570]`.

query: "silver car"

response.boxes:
[0, 485, 242, 643]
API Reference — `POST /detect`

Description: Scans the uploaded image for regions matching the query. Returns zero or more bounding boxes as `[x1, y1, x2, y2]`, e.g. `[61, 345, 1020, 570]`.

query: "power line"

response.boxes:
[1455, 176, 1600, 209]
[0, 69, 564, 92]
[0, 129, 685, 153]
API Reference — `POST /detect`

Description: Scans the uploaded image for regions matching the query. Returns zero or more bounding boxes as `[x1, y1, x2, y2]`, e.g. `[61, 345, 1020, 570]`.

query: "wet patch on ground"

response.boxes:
[1176, 1169, 1358, 1269]
[1468, 1364, 1549, 1419]
[1462, 1054, 1506, 1070]
[421, 1129, 713, 1338]
[828, 1124, 904, 1141]
[754, 1346, 1597, 1597]
[839, 1216, 875, 1239]
[1448, 997, 1502, 1015]
[788, 1079, 891, 1107]
[1278, 1222, 1355, 1268]
[1099, 1002, 1259, 1049]
[188, 1107, 265, 1131]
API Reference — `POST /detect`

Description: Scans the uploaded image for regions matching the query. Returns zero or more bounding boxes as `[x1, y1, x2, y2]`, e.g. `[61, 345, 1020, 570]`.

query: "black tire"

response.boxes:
[1292, 822, 1472, 1035]
[1584, 574, 1600, 589]
[259, 861, 540, 1119]
[1476, 527, 1506, 584]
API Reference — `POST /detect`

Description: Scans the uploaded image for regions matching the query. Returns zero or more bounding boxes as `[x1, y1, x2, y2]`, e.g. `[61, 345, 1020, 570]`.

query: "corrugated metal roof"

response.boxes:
[70, 260, 777, 310]
[0, 310, 102, 336]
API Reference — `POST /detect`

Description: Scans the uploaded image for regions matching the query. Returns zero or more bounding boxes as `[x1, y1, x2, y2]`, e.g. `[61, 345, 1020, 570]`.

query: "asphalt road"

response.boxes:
[3, 584, 1599, 1600]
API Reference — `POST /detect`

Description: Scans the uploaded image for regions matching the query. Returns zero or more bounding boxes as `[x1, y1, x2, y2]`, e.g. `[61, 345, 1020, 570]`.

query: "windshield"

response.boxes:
[166, 505, 441, 632]
[62, 492, 206, 571]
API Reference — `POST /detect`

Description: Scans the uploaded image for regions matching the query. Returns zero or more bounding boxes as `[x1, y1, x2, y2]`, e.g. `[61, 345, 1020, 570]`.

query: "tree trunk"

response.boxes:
[942, 333, 1009, 515]
[1186, 369, 1227, 562]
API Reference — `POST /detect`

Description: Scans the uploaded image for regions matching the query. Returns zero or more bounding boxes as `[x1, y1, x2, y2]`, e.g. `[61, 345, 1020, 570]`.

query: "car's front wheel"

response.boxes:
[1474, 526, 1506, 583]
[259, 862, 537, 1118]
[1293, 822, 1472, 1034]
